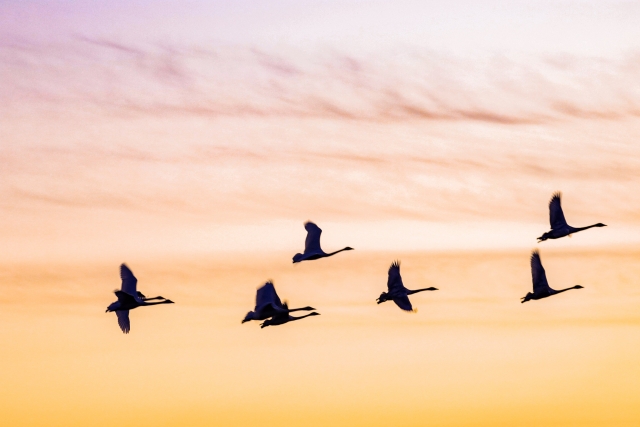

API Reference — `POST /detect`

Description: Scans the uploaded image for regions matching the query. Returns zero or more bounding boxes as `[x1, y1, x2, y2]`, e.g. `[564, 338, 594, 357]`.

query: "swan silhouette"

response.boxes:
[377, 261, 438, 311]
[242, 281, 316, 323]
[521, 250, 583, 303]
[260, 302, 320, 328]
[537, 192, 606, 242]
[292, 221, 353, 263]
[105, 264, 174, 333]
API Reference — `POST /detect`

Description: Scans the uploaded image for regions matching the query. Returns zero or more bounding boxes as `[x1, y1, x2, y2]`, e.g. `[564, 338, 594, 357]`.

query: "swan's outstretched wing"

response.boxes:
[120, 264, 138, 296]
[116, 310, 130, 334]
[530, 250, 550, 292]
[255, 281, 283, 310]
[115, 290, 137, 305]
[393, 296, 413, 311]
[304, 221, 323, 254]
[273, 301, 291, 322]
[387, 261, 406, 293]
[549, 192, 568, 230]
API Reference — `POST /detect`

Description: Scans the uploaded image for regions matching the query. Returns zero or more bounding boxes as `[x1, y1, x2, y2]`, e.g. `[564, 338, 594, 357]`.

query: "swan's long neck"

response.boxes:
[554, 286, 581, 294]
[407, 287, 438, 295]
[287, 307, 314, 313]
[141, 300, 174, 306]
[325, 247, 352, 257]
[289, 313, 317, 321]
[572, 224, 602, 232]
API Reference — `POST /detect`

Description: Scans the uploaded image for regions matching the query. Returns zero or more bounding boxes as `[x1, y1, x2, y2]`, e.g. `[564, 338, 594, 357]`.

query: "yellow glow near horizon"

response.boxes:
[1, 250, 640, 426]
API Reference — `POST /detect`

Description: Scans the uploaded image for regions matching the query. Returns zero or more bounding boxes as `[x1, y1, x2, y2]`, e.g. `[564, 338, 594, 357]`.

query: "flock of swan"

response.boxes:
[106, 192, 606, 333]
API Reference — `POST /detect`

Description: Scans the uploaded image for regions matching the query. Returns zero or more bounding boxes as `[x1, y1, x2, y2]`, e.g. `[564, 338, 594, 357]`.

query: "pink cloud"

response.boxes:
[1, 36, 640, 123]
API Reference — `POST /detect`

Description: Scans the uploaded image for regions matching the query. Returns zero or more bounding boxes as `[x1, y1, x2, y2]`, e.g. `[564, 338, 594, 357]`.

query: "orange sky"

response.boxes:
[2, 1, 640, 426]
[2, 250, 640, 426]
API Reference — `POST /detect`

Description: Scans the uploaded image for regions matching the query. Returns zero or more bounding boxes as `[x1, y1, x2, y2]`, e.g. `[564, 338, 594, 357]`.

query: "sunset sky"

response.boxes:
[2, 1, 640, 426]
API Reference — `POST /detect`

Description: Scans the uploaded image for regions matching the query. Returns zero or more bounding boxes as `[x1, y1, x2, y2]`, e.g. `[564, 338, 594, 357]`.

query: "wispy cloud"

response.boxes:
[2, 35, 640, 260]
[2, 113, 640, 228]
[2, 35, 640, 123]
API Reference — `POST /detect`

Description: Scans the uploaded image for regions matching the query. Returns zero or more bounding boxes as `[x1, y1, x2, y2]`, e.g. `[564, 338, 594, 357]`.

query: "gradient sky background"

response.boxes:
[2, 1, 640, 426]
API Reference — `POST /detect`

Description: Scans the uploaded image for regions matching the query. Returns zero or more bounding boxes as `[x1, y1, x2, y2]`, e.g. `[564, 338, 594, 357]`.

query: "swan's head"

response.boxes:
[574, 285, 584, 289]
[308, 312, 320, 317]
[427, 287, 438, 291]
[595, 223, 607, 227]
[344, 247, 354, 251]
[242, 311, 255, 324]
[302, 306, 316, 311]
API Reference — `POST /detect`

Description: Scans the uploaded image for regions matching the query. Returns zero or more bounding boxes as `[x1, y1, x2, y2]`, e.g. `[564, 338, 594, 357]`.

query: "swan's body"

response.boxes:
[105, 264, 174, 333]
[292, 221, 353, 263]
[242, 281, 316, 323]
[377, 261, 438, 311]
[537, 192, 606, 242]
[521, 250, 583, 303]
[260, 302, 320, 328]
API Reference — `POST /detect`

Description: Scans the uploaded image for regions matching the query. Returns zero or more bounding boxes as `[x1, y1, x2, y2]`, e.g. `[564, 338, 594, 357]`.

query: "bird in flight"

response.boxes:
[377, 261, 438, 312]
[537, 192, 606, 242]
[242, 281, 316, 324]
[292, 221, 353, 263]
[521, 250, 583, 303]
[260, 301, 321, 328]
[105, 264, 174, 333]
